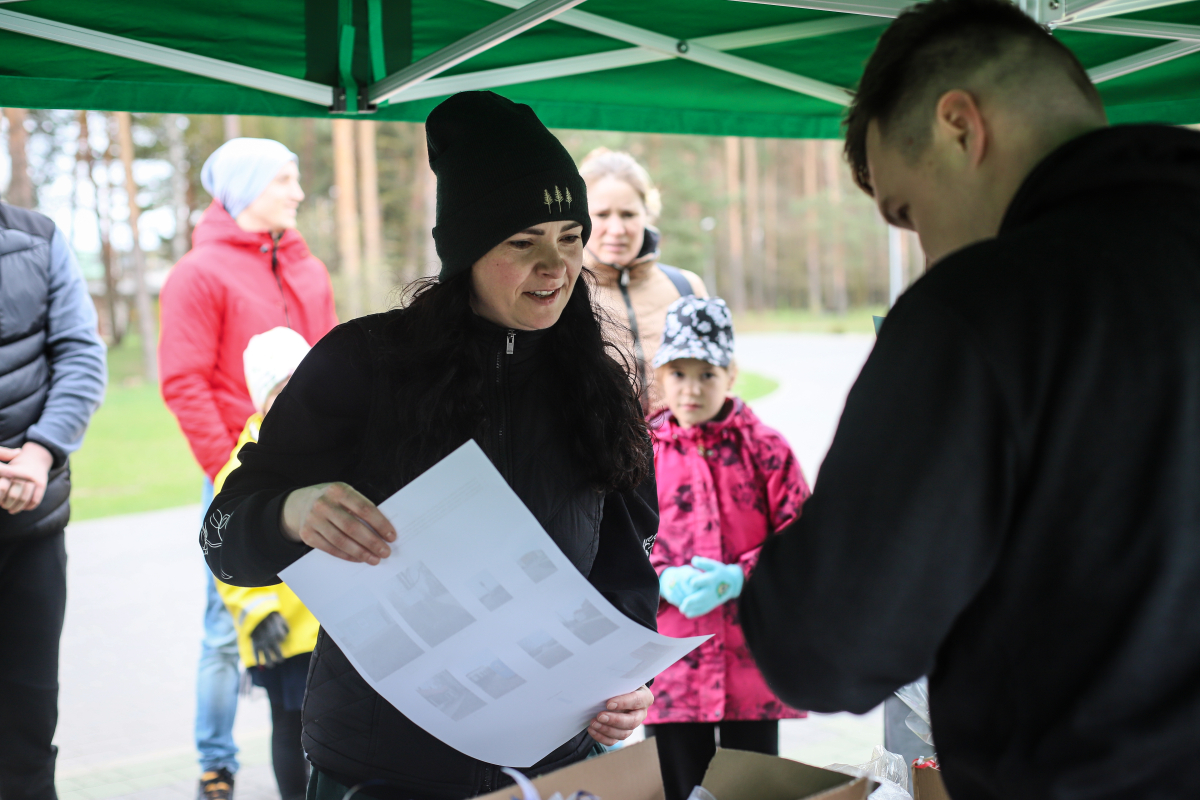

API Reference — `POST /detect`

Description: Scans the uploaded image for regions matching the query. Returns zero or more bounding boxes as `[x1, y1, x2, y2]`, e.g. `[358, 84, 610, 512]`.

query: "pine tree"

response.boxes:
[554, 186, 564, 211]
[543, 189, 552, 213]
[565, 186, 573, 208]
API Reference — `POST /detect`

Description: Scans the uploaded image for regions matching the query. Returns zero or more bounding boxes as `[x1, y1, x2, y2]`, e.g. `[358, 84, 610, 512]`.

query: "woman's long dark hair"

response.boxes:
[364, 268, 651, 494]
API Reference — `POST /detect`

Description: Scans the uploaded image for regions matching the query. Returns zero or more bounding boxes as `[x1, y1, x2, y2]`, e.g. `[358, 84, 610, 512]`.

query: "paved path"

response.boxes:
[53, 333, 877, 799]
[55, 504, 276, 799]
[735, 333, 881, 768]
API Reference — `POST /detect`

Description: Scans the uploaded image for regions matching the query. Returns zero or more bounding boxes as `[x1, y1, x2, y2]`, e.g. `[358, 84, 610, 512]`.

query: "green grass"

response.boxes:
[733, 370, 780, 403]
[70, 336, 203, 521]
[734, 305, 886, 335]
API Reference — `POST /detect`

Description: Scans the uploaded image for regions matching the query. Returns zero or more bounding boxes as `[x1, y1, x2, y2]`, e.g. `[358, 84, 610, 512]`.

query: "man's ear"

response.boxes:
[934, 89, 989, 169]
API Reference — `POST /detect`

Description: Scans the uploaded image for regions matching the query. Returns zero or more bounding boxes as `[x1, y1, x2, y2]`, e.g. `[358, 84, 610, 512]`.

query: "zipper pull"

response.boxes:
[506, 330, 515, 355]
[621, 268, 630, 287]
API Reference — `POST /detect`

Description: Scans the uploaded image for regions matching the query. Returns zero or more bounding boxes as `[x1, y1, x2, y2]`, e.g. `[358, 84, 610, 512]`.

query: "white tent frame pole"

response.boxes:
[388, 50, 669, 103]
[1068, 18, 1200, 41]
[368, 0, 585, 104]
[482, 0, 853, 105]
[1059, 0, 1197, 23]
[726, 0, 913, 18]
[385, 16, 884, 103]
[1087, 38, 1200, 81]
[731, 0, 1195, 24]
[0, 8, 332, 105]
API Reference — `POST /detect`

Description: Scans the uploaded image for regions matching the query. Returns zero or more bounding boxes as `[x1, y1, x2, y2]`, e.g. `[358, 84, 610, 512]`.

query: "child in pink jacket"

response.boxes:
[645, 297, 811, 800]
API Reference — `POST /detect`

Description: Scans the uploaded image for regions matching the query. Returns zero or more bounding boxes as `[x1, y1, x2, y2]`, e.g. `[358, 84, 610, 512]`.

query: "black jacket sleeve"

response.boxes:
[740, 289, 1019, 713]
[588, 465, 660, 633]
[201, 323, 374, 587]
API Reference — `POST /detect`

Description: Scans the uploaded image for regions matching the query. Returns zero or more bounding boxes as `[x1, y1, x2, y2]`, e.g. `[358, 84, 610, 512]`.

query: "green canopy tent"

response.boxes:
[1, 0, 1199, 138]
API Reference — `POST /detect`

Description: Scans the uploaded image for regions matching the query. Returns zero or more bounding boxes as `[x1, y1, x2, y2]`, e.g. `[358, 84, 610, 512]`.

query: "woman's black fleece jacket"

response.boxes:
[202, 312, 660, 800]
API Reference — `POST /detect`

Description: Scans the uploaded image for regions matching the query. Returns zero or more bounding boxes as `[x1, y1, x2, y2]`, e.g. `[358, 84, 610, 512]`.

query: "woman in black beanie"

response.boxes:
[204, 92, 659, 800]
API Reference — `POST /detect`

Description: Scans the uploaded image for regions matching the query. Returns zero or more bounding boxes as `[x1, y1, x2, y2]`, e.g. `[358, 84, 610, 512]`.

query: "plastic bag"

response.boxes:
[686, 788, 719, 800]
[826, 745, 913, 800]
[499, 767, 599, 800]
[894, 677, 934, 746]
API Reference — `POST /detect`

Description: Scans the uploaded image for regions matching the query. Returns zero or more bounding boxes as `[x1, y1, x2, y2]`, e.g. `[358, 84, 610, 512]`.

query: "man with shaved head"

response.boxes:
[741, 0, 1200, 796]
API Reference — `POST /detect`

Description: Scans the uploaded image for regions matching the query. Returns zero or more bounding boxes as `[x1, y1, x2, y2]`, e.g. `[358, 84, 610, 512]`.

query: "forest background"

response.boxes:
[0, 108, 922, 519]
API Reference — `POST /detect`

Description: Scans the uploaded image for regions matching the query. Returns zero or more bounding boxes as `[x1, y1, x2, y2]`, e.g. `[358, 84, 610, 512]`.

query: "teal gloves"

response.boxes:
[677, 556, 745, 619]
[659, 565, 702, 606]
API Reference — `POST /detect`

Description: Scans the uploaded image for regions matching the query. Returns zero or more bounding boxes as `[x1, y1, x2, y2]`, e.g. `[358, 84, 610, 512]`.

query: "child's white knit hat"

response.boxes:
[243, 327, 311, 414]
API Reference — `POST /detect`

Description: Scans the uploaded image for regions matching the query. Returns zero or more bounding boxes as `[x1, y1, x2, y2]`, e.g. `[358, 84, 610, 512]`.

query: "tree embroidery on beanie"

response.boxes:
[565, 186, 573, 208]
[543, 189, 552, 213]
[554, 186, 564, 211]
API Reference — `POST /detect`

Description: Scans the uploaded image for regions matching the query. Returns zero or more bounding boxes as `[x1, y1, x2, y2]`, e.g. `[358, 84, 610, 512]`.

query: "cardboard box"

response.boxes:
[911, 766, 950, 800]
[473, 738, 869, 800]
[701, 748, 870, 800]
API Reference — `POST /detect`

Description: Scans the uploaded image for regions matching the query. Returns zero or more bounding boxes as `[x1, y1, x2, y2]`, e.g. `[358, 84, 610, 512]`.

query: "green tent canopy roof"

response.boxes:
[1, 0, 1199, 137]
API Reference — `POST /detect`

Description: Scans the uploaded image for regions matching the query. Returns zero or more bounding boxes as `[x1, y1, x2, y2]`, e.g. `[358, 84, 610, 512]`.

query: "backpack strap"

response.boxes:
[659, 264, 694, 298]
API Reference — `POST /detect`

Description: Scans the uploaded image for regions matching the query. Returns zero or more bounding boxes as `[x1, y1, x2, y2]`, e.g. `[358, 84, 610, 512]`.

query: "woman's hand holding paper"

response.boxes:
[588, 685, 654, 746]
[281, 482, 396, 565]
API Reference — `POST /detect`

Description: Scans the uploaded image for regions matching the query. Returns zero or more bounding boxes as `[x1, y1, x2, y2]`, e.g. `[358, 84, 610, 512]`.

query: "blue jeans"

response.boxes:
[196, 478, 240, 774]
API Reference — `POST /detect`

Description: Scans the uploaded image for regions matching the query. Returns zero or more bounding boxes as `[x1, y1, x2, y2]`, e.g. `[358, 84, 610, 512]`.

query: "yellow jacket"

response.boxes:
[214, 414, 320, 668]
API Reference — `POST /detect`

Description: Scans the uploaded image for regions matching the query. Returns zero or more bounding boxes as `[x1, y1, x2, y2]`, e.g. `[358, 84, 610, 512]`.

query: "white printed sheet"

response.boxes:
[279, 440, 709, 767]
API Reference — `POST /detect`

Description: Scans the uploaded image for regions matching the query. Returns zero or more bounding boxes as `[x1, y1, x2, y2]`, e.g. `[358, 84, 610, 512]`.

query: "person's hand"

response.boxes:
[250, 611, 290, 667]
[677, 557, 744, 619]
[659, 565, 701, 607]
[588, 685, 653, 746]
[0, 443, 53, 515]
[280, 482, 396, 564]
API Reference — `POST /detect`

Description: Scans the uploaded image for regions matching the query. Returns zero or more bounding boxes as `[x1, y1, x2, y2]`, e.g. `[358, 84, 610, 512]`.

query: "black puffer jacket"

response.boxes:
[204, 312, 660, 800]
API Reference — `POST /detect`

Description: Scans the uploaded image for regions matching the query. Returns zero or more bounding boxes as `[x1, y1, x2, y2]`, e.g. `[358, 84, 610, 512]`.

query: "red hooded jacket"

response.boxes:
[159, 201, 338, 478]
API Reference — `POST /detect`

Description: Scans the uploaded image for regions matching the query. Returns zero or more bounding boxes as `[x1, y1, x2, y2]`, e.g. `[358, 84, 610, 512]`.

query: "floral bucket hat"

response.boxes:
[653, 296, 735, 369]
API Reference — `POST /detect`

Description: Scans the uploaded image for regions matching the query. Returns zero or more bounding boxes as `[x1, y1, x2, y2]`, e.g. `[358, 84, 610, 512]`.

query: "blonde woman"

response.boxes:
[580, 149, 708, 409]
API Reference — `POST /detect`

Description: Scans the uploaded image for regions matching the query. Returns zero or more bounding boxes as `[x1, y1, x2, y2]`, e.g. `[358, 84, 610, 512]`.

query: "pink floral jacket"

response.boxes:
[646, 398, 811, 724]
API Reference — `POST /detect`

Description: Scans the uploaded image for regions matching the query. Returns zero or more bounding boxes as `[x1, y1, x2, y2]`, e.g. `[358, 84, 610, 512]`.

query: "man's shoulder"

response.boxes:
[906, 231, 1054, 314]
[0, 202, 57, 243]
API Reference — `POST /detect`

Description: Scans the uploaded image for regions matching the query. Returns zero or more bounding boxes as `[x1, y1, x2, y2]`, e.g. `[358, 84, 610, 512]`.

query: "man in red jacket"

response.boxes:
[159, 137, 338, 800]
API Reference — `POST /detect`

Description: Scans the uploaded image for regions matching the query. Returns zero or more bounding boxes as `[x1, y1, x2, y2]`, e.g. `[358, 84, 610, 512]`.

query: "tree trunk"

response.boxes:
[704, 139, 723, 295]
[823, 141, 848, 315]
[406, 125, 425, 286]
[743, 138, 763, 311]
[723, 137, 746, 314]
[165, 114, 191, 261]
[802, 140, 822, 314]
[116, 112, 158, 381]
[357, 120, 386, 312]
[764, 139, 779, 309]
[3, 108, 34, 208]
[301, 118, 317, 181]
[223, 115, 241, 141]
[332, 119, 363, 318]
[96, 116, 123, 345]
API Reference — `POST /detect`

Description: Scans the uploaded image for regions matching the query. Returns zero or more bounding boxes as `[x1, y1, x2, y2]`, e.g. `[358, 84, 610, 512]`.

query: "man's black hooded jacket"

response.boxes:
[742, 125, 1200, 799]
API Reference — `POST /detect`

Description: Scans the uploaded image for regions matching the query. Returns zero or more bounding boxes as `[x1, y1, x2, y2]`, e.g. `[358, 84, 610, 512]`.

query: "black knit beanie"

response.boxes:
[426, 92, 590, 281]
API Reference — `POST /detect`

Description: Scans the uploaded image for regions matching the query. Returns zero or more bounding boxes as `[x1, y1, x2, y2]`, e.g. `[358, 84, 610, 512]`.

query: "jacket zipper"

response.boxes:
[495, 330, 516, 483]
[270, 236, 291, 328]
[479, 764, 497, 794]
[618, 271, 649, 411]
